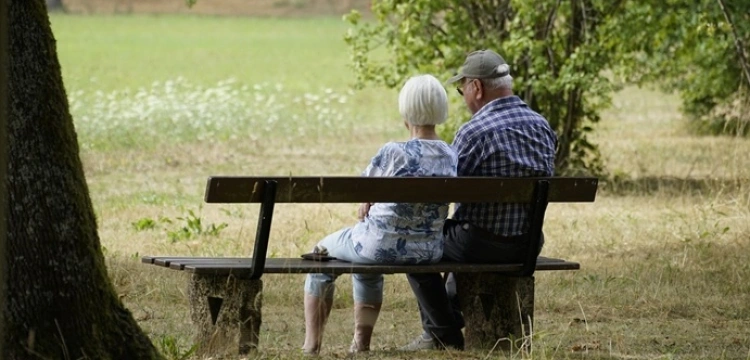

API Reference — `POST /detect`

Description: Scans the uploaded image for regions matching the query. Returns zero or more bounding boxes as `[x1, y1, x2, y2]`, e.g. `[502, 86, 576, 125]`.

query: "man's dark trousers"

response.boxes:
[406, 219, 543, 349]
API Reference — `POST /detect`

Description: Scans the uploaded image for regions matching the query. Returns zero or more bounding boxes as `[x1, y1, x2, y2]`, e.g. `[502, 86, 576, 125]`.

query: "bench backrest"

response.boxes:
[204, 176, 599, 279]
[205, 176, 598, 203]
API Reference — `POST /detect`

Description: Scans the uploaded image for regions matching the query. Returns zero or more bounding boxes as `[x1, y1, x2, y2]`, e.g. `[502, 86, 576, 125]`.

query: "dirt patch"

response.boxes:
[61, 0, 372, 17]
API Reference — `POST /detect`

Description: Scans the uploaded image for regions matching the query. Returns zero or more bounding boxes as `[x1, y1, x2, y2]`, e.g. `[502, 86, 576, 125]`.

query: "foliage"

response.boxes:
[344, 0, 633, 175]
[131, 210, 228, 242]
[167, 209, 228, 242]
[609, 0, 750, 136]
[132, 217, 158, 231]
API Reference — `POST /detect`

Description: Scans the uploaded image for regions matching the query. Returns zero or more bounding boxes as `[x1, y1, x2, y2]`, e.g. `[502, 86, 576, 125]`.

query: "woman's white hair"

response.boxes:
[398, 74, 449, 126]
[481, 64, 514, 90]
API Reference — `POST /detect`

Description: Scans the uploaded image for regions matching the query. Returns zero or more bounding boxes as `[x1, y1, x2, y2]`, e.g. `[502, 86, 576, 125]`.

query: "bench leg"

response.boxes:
[455, 273, 534, 352]
[187, 274, 263, 356]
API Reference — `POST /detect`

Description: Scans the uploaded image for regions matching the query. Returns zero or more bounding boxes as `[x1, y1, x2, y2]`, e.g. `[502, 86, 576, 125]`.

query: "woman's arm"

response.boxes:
[357, 202, 372, 222]
[358, 144, 394, 219]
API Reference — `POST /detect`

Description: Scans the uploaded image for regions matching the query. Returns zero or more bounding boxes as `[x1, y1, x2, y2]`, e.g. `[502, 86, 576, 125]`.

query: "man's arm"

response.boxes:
[452, 129, 484, 176]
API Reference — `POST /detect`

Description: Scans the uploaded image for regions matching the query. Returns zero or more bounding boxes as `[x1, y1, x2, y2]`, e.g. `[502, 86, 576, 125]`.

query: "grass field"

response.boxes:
[50, 14, 750, 360]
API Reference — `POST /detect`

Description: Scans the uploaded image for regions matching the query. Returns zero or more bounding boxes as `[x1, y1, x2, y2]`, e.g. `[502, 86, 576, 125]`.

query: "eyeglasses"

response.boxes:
[456, 79, 477, 96]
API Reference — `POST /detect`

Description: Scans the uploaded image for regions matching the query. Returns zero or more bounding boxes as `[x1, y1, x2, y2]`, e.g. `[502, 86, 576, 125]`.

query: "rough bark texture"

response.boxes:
[455, 274, 535, 351]
[1, 0, 9, 355]
[4, 0, 162, 358]
[188, 274, 263, 357]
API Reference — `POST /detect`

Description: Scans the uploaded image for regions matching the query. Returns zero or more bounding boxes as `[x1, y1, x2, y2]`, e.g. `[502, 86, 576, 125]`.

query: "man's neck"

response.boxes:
[475, 91, 515, 114]
[486, 89, 514, 102]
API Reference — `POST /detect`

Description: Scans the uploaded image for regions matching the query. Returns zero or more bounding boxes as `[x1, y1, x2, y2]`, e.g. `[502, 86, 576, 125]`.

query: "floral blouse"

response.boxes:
[350, 139, 458, 264]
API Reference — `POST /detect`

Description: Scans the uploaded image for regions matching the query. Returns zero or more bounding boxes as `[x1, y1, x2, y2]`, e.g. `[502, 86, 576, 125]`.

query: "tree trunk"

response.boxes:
[45, 0, 64, 12]
[4, 0, 162, 359]
[1, 0, 10, 354]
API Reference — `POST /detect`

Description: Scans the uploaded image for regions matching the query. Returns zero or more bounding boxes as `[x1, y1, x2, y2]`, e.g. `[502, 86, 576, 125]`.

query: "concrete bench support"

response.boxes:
[187, 274, 263, 356]
[456, 273, 534, 351]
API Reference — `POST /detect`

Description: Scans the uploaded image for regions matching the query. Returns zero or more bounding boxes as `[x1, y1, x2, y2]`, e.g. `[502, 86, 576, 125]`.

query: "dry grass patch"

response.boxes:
[97, 98, 750, 358]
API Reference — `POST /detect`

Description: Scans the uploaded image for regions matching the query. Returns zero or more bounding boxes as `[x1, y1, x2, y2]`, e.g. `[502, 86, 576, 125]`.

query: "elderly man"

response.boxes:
[402, 50, 558, 351]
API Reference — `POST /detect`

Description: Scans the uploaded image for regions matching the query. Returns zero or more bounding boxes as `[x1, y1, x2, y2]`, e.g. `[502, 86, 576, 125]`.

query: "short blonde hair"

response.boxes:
[398, 74, 448, 126]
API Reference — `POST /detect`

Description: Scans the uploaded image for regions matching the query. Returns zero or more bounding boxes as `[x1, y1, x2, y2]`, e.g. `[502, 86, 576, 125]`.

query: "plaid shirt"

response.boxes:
[452, 95, 557, 237]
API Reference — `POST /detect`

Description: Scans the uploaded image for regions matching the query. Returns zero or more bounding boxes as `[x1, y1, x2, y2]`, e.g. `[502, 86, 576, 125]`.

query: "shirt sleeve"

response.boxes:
[361, 144, 391, 177]
[452, 129, 484, 176]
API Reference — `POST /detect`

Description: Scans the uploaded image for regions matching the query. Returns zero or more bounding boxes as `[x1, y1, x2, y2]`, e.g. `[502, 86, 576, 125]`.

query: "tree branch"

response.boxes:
[544, 0, 562, 75]
[716, 0, 750, 87]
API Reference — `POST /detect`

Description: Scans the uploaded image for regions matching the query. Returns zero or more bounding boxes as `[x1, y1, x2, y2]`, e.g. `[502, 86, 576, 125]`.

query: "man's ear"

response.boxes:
[404, 121, 410, 130]
[473, 80, 483, 101]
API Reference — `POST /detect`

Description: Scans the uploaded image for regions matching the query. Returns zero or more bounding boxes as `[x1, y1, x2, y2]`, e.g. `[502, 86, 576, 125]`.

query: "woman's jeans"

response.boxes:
[304, 227, 384, 303]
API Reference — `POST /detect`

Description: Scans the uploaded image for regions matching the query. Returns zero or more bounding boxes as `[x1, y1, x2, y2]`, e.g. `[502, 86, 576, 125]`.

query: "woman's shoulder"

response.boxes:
[377, 139, 456, 158]
[373, 141, 406, 157]
[414, 139, 457, 155]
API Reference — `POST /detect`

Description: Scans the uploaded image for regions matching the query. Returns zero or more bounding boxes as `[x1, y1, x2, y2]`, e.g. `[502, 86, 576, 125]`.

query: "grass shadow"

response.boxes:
[601, 175, 749, 197]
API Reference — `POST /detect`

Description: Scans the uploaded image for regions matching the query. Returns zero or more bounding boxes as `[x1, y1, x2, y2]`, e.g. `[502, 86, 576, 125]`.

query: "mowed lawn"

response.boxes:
[51, 14, 750, 360]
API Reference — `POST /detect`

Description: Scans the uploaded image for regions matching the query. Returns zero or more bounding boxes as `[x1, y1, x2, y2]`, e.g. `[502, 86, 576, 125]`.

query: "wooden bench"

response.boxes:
[142, 176, 598, 355]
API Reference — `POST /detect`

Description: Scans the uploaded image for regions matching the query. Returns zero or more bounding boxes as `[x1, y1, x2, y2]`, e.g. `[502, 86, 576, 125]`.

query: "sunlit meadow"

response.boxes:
[69, 78, 354, 150]
[50, 14, 750, 360]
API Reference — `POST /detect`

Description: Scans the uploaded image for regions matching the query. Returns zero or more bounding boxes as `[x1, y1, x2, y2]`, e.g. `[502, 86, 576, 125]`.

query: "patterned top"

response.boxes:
[351, 139, 458, 264]
[452, 95, 557, 237]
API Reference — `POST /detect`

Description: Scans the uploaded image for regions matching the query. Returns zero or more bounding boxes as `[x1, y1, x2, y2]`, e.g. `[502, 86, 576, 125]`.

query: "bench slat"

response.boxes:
[141, 256, 249, 268]
[142, 256, 579, 277]
[164, 257, 574, 271]
[205, 176, 598, 204]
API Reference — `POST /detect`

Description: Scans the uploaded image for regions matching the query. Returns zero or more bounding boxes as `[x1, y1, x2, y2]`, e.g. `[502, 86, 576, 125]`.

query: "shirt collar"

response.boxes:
[474, 95, 524, 118]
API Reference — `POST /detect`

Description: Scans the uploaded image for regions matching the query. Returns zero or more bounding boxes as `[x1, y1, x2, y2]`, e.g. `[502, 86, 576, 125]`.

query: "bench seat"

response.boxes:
[142, 256, 580, 276]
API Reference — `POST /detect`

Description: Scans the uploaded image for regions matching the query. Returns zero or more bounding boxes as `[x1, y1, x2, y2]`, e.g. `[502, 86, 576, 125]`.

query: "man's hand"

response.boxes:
[357, 202, 372, 222]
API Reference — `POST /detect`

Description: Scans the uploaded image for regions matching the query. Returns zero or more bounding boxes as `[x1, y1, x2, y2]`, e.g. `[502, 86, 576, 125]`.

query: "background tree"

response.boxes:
[345, 0, 634, 174]
[3, 0, 162, 358]
[345, 0, 750, 174]
[609, 0, 750, 136]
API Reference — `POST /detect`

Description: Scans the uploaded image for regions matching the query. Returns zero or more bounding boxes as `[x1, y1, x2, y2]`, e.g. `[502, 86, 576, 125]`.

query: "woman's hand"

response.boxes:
[357, 202, 372, 222]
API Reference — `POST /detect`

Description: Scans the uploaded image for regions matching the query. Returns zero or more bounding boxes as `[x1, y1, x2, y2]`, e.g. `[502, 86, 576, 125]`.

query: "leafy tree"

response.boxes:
[609, 0, 750, 136]
[2, 0, 162, 358]
[345, 0, 634, 174]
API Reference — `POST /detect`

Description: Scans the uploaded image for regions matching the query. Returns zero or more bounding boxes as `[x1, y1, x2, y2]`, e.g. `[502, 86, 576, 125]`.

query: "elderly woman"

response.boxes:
[302, 74, 458, 355]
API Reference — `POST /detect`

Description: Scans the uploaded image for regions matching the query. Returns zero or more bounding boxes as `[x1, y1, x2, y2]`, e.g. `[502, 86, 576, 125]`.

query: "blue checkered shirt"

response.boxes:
[452, 95, 557, 237]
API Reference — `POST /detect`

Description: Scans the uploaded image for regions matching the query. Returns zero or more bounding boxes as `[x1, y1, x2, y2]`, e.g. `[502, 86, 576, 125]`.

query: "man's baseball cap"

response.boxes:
[447, 50, 510, 84]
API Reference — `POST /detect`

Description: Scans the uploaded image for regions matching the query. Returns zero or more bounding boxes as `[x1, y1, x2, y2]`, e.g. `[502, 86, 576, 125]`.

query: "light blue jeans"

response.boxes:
[304, 227, 384, 303]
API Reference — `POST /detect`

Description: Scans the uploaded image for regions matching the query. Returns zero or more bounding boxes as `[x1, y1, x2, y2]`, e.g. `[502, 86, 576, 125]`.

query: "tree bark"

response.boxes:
[1, 0, 10, 356]
[4, 0, 162, 359]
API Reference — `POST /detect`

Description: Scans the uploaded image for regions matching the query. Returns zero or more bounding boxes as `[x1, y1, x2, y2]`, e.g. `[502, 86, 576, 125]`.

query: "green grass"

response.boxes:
[51, 13, 750, 360]
[52, 14, 356, 90]
[52, 14, 399, 152]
